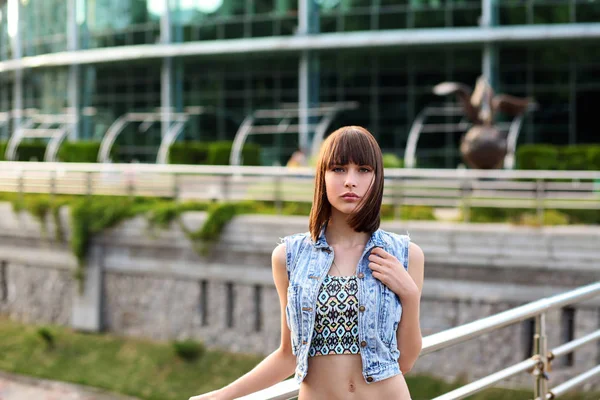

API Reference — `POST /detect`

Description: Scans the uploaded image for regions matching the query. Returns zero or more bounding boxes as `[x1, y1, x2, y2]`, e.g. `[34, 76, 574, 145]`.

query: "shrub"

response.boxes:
[14, 141, 47, 162]
[518, 210, 570, 226]
[169, 141, 261, 166]
[517, 144, 600, 171]
[37, 326, 55, 349]
[207, 141, 261, 166]
[169, 142, 210, 165]
[173, 339, 206, 362]
[516, 145, 559, 170]
[58, 141, 107, 163]
[383, 153, 404, 168]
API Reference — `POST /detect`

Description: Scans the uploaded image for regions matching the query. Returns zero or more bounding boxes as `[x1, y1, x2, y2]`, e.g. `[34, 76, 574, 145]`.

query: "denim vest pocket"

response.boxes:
[378, 285, 402, 347]
[286, 285, 302, 354]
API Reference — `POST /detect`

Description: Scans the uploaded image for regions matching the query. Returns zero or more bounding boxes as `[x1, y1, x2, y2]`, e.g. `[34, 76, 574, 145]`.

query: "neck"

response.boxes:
[325, 208, 370, 248]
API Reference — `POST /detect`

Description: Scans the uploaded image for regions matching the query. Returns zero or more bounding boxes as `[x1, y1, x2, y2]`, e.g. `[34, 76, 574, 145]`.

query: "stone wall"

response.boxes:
[0, 201, 599, 391]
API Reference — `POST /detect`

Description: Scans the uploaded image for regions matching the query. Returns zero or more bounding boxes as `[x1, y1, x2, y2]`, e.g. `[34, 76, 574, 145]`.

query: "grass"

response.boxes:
[0, 318, 597, 400]
[0, 317, 261, 400]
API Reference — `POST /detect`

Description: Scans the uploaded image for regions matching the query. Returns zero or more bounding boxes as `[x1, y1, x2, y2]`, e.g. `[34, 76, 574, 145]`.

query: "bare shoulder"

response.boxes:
[272, 243, 290, 300]
[407, 242, 425, 293]
[272, 243, 287, 274]
[408, 242, 424, 266]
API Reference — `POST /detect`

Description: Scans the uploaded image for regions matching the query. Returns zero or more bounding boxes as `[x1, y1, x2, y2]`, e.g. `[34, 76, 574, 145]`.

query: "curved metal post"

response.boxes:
[229, 114, 255, 166]
[5, 118, 35, 161]
[404, 108, 429, 168]
[156, 120, 187, 164]
[45, 127, 72, 162]
[503, 114, 525, 170]
[97, 115, 131, 163]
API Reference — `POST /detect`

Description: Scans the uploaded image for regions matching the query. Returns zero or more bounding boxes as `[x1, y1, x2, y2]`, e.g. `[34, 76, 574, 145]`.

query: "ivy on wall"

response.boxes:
[0, 194, 287, 291]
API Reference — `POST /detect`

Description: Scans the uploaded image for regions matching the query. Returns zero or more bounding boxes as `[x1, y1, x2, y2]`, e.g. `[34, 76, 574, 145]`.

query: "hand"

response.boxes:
[368, 247, 419, 301]
[189, 389, 224, 400]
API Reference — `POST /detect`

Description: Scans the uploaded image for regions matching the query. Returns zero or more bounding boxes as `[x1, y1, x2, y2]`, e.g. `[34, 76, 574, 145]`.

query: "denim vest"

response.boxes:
[282, 226, 410, 384]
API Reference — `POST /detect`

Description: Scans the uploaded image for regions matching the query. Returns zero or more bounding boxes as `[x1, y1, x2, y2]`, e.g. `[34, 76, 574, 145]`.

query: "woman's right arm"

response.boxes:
[189, 243, 297, 400]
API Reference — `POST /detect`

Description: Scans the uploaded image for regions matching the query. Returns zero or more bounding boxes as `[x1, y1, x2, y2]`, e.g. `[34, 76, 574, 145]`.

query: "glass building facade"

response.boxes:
[0, 0, 599, 166]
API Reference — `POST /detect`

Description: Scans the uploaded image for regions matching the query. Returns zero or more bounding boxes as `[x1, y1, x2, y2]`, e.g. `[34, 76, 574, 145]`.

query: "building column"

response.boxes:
[482, 0, 499, 90]
[298, 0, 319, 155]
[9, 0, 23, 134]
[161, 0, 172, 140]
[67, 0, 80, 140]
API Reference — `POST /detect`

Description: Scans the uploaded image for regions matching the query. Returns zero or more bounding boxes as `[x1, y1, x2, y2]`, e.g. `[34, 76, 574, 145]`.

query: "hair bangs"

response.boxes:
[325, 128, 379, 171]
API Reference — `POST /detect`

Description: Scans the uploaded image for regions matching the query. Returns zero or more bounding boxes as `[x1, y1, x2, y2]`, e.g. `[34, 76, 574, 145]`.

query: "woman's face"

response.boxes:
[325, 162, 375, 215]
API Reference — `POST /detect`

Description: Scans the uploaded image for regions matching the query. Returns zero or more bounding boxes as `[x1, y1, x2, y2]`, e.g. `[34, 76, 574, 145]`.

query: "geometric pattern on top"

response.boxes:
[308, 274, 360, 357]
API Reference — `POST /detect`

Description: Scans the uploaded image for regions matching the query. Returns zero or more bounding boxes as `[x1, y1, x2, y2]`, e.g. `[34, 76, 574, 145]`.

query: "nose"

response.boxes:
[344, 170, 358, 188]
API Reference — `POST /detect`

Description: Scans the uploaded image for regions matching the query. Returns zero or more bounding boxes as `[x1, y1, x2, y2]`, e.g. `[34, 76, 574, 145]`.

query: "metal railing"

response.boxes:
[0, 162, 598, 222]
[238, 281, 600, 400]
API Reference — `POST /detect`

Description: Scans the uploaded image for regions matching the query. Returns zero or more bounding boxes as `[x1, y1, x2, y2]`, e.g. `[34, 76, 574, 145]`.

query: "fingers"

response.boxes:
[370, 247, 389, 258]
[371, 270, 383, 282]
[368, 253, 390, 267]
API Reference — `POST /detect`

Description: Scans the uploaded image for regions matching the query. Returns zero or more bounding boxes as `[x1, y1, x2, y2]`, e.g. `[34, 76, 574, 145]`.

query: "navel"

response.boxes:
[348, 380, 356, 393]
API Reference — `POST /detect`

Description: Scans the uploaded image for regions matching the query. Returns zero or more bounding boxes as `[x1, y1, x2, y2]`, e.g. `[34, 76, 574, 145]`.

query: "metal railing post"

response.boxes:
[49, 169, 56, 200]
[393, 176, 404, 220]
[274, 174, 283, 215]
[533, 312, 549, 399]
[536, 179, 545, 225]
[86, 171, 93, 197]
[222, 174, 230, 202]
[172, 173, 179, 200]
[17, 168, 24, 204]
[461, 176, 472, 223]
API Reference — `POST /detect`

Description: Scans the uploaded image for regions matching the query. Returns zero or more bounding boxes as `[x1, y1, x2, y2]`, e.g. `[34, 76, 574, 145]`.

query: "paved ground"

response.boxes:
[0, 371, 139, 400]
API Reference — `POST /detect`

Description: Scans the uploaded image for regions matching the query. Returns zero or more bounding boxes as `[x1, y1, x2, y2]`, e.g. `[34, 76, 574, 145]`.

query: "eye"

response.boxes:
[359, 167, 373, 173]
[332, 166, 345, 172]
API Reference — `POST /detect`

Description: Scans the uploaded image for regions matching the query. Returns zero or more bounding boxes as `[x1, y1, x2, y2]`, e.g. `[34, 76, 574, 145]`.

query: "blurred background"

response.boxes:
[0, 2, 599, 400]
[0, 0, 598, 168]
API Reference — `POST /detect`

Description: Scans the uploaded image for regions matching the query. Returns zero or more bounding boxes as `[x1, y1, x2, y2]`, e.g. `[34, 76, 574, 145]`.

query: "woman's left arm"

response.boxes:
[368, 242, 425, 375]
[396, 243, 424, 374]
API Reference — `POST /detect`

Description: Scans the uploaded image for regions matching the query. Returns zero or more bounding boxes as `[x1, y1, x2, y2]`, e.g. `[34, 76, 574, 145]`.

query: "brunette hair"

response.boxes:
[309, 126, 384, 242]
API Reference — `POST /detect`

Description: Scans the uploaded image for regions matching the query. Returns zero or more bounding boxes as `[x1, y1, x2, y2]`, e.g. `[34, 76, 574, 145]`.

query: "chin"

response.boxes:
[332, 203, 359, 215]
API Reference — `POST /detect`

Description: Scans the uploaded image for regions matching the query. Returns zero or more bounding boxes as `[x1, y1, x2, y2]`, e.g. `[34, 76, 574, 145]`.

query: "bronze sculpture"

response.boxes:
[433, 76, 536, 169]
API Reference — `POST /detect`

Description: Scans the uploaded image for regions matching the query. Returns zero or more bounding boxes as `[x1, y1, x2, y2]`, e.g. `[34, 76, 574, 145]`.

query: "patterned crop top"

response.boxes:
[308, 274, 360, 357]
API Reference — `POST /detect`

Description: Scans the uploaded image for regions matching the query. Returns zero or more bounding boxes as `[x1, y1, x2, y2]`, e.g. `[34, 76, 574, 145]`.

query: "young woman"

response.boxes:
[190, 126, 424, 400]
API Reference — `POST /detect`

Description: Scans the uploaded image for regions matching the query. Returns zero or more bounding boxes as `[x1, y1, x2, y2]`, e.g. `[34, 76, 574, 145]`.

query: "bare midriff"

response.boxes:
[298, 354, 411, 400]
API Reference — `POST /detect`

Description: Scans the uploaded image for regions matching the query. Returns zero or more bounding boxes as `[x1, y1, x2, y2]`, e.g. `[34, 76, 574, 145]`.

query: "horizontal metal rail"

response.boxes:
[237, 282, 600, 400]
[421, 282, 600, 356]
[1, 24, 599, 73]
[550, 330, 600, 359]
[546, 365, 600, 399]
[1, 162, 599, 179]
[431, 358, 539, 400]
[1, 163, 599, 222]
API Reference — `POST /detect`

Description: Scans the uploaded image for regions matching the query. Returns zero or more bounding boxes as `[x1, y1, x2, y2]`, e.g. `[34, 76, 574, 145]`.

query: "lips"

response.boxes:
[341, 192, 360, 199]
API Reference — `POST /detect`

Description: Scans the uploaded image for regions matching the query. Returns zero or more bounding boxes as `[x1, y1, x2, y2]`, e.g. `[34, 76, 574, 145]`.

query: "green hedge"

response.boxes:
[1, 140, 259, 165]
[13, 141, 47, 162]
[58, 141, 106, 163]
[169, 141, 261, 166]
[382, 153, 404, 168]
[169, 142, 210, 165]
[0, 140, 104, 162]
[517, 144, 600, 171]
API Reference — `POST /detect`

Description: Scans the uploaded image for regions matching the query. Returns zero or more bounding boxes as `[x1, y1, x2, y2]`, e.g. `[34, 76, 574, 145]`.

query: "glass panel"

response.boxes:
[83, 0, 159, 48]
[20, 0, 68, 56]
[498, 0, 594, 25]
[576, 1, 600, 23]
[172, 0, 298, 40]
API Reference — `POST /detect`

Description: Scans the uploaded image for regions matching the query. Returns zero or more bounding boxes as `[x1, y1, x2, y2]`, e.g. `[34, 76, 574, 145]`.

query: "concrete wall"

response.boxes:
[0, 201, 599, 391]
